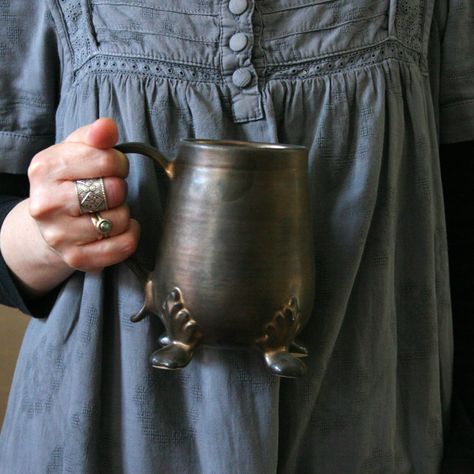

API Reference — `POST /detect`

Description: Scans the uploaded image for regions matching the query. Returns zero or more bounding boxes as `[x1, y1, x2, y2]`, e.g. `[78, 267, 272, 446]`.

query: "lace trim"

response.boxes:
[266, 40, 420, 80]
[395, 0, 424, 51]
[59, 0, 95, 67]
[75, 55, 223, 83]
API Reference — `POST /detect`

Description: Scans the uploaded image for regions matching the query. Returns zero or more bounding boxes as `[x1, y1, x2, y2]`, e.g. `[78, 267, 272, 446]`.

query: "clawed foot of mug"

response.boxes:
[290, 339, 309, 358]
[130, 304, 148, 323]
[150, 343, 194, 370]
[130, 276, 155, 323]
[256, 296, 308, 377]
[264, 350, 307, 378]
[158, 332, 171, 347]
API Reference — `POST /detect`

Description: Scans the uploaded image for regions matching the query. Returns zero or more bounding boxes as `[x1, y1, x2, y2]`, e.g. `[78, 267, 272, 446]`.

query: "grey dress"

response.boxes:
[1, 1, 473, 473]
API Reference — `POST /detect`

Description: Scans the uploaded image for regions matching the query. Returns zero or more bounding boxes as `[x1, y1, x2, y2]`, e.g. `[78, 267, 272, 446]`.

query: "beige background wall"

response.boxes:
[0, 305, 29, 426]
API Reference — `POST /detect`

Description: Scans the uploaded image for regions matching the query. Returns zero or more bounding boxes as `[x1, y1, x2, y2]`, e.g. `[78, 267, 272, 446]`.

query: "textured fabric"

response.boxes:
[1, 1, 474, 473]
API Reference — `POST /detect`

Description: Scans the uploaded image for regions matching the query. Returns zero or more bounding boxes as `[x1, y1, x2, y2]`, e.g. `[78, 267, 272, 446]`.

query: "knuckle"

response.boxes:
[28, 154, 49, 180]
[105, 177, 127, 206]
[117, 204, 130, 222]
[29, 143, 71, 181]
[117, 151, 129, 177]
[28, 199, 43, 219]
[120, 232, 139, 256]
[29, 193, 55, 219]
[63, 248, 87, 270]
[98, 151, 117, 176]
[41, 227, 66, 249]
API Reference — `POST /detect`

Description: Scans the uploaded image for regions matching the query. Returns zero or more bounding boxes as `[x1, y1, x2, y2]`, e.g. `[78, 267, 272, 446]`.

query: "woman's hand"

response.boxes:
[0, 118, 140, 297]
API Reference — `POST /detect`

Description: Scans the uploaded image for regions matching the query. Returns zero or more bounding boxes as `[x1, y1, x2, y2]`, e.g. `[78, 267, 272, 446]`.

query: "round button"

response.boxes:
[229, 33, 248, 52]
[232, 68, 252, 88]
[229, 0, 248, 15]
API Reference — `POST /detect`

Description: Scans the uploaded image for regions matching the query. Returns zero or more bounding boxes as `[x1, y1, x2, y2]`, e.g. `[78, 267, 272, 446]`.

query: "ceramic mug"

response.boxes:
[117, 139, 315, 378]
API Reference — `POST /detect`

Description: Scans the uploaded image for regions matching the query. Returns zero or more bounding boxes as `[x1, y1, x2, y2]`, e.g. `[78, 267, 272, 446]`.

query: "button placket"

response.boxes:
[221, 0, 263, 123]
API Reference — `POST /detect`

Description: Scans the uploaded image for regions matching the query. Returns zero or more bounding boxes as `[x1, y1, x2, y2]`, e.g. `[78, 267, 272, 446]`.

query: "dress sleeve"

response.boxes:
[0, 1, 60, 173]
[430, 0, 474, 144]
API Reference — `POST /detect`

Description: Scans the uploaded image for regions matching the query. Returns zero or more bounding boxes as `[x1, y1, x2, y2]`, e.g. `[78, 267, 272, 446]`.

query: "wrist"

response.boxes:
[0, 199, 74, 297]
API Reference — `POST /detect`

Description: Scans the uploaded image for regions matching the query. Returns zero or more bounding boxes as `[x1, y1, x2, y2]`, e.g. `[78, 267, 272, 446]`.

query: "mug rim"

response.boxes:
[180, 138, 307, 152]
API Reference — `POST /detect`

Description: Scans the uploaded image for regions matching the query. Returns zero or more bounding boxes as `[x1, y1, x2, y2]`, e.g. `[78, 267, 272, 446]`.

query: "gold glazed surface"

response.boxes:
[117, 139, 315, 378]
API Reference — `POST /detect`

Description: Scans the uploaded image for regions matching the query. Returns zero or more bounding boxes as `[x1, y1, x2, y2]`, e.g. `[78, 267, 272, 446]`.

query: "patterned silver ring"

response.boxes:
[75, 177, 108, 214]
[90, 212, 113, 239]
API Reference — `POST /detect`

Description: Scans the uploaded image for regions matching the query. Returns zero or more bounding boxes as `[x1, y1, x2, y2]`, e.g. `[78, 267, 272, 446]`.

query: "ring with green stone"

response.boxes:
[91, 212, 113, 239]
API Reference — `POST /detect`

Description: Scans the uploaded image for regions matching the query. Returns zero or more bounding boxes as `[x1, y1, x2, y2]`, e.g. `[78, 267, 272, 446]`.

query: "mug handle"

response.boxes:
[115, 142, 175, 179]
[114, 142, 174, 321]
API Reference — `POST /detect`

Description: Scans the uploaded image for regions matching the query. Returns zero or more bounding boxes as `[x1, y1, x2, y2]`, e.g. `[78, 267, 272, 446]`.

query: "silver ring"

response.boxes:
[90, 212, 113, 239]
[75, 178, 108, 214]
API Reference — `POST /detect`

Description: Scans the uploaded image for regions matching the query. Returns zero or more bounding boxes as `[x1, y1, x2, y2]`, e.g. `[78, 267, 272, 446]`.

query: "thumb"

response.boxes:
[64, 118, 119, 149]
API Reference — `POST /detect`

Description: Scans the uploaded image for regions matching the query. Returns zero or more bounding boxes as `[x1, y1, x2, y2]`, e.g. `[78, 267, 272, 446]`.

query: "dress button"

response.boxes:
[229, 0, 248, 15]
[232, 68, 252, 88]
[229, 33, 248, 52]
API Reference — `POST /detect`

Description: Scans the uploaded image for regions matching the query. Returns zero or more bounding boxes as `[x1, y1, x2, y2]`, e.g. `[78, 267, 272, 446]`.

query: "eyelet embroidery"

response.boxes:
[60, 0, 94, 68]
[266, 40, 420, 80]
[75, 55, 222, 83]
[396, 0, 424, 51]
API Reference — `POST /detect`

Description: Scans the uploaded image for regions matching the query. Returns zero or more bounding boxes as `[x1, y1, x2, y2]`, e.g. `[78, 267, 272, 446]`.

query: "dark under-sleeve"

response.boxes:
[440, 141, 474, 473]
[0, 173, 60, 318]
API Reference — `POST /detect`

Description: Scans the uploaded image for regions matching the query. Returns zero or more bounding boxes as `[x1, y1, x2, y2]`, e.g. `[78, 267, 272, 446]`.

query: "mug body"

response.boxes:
[153, 140, 315, 345]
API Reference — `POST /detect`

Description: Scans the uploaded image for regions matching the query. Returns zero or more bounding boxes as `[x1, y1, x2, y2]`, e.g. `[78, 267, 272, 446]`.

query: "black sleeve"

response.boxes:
[440, 140, 474, 473]
[0, 173, 59, 318]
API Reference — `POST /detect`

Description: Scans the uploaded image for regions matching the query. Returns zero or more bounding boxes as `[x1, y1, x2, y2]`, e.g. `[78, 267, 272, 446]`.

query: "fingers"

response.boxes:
[62, 219, 141, 272]
[39, 206, 141, 272]
[72, 176, 127, 217]
[30, 176, 127, 219]
[41, 205, 133, 247]
[81, 206, 131, 243]
[97, 176, 127, 214]
[29, 144, 129, 182]
[27, 118, 141, 273]
[64, 118, 119, 149]
[29, 118, 128, 183]
[28, 118, 129, 218]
